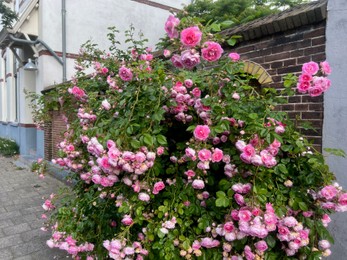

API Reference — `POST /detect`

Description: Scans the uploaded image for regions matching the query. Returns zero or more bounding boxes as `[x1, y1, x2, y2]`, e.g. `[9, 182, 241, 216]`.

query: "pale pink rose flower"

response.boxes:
[121, 215, 133, 225]
[313, 76, 331, 91]
[254, 240, 268, 252]
[232, 92, 240, 100]
[235, 140, 246, 151]
[123, 246, 135, 255]
[118, 66, 133, 81]
[211, 148, 223, 162]
[302, 61, 319, 75]
[165, 15, 180, 39]
[138, 192, 150, 202]
[200, 237, 220, 248]
[181, 49, 200, 69]
[198, 149, 212, 162]
[283, 216, 298, 227]
[185, 147, 196, 158]
[244, 245, 255, 260]
[152, 181, 165, 194]
[319, 185, 338, 200]
[192, 179, 205, 189]
[193, 125, 210, 141]
[234, 194, 245, 206]
[321, 214, 331, 227]
[156, 146, 165, 156]
[163, 49, 171, 58]
[302, 211, 313, 217]
[260, 150, 277, 168]
[251, 155, 263, 166]
[171, 54, 184, 68]
[320, 61, 331, 75]
[275, 125, 285, 134]
[228, 52, 240, 62]
[46, 239, 55, 248]
[318, 240, 331, 250]
[240, 152, 252, 164]
[102, 99, 111, 110]
[201, 41, 224, 62]
[180, 26, 202, 47]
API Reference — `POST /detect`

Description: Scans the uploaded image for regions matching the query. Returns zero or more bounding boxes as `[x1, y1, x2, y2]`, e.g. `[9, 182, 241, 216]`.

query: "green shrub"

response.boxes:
[0, 137, 19, 156]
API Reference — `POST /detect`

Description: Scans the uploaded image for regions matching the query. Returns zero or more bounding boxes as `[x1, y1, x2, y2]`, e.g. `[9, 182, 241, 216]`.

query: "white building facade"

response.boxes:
[0, 0, 191, 159]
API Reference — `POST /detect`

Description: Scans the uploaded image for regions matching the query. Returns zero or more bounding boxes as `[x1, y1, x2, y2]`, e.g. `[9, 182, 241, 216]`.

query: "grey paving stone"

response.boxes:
[0, 234, 23, 249]
[0, 248, 13, 259]
[2, 223, 31, 236]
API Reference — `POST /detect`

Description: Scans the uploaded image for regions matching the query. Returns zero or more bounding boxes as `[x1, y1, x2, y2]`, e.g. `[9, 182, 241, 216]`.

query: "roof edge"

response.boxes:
[221, 0, 327, 42]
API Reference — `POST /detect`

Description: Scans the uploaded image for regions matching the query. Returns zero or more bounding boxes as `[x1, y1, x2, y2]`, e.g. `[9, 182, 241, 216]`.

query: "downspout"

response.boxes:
[8, 34, 63, 66]
[62, 0, 67, 82]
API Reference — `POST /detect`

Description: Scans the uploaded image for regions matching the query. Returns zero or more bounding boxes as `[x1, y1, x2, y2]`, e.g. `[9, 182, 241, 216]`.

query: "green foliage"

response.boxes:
[0, 137, 19, 156]
[0, 0, 18, 28]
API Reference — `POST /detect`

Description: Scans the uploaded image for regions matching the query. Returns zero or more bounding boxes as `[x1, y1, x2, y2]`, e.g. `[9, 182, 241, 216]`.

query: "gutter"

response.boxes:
[62, 0, 67, 82]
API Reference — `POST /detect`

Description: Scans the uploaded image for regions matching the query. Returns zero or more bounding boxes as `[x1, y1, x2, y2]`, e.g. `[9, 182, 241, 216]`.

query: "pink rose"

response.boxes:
[193, 125, 210, 141]
[243, 144, 256, 157]
[184, 79, 193, 88]
[312, 76, 331, 91]
[254, 240, 268, 252]
[192, 179, 205, 189]
[318, 240, 331, 250]
[232, 92, 240, 100]
[299, 73, 313, 82]
[228, 52, 240, 62]
[200, 237, 220, 248]
[198, 149, 212, 162]
[302, 61, 319, 75]
[260, 150, 277, 168]
[244, 245, 255, 260]
[234, 194, 245, 206]
[319, 185, 338, 200]
[121, 215, 133, 225]
[181, 49, 200, 69]
[156, 146, 165, 156]
[118, 66, 133, 81]
[297, 81, 311, 93]
[275, 125, 285, 134]
[171, 54, 184, 68]
[223, 221, 234, 232]
[338, 193, 347, 206]
[211, 148, 223, 162]
[102, 99, 111, 110]
[201, 41, 224, 62]
[278, 226, 290, 235]
[191, 87, 201, 97]
[235, 140, 246, 151]
[184, 169, 196, 177]
[69, 86, 86, 99]
[238, 210, 252, 222]
[180, 26, 202, 47]
[308, 84, 324, 97]
[138, 193, 150, 202]
[152, 181, 165, 194]
[163, 49, 171, 58]
[320, 61, 331, 75]
[165, 15, 180, 39]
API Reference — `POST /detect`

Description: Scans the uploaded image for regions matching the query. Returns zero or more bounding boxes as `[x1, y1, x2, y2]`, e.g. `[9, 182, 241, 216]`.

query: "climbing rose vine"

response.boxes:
[38, 15, 346, 260]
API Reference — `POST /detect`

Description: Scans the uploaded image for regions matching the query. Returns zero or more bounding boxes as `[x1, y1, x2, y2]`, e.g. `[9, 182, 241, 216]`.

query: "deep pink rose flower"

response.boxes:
[192, 87, 201, 97]
[299, 73, 313, 82]
[228, 52, 240, 62]
[193, 125, 210, 141]
[238, 210, 252, 222]
[181, 49, 200, 69]
[180, 26, 202, 47]
[121, 215, 133, 225]
[302, 61, 319, 75]
[211, 148, 223, 162]
[201, 41, 224, 62]
[118, 66, 133, 81]
[297, 81, 311, 93]
[69, 86, 86, 99]
[243, 144, 256, 157]
[152, 181, 165, 194]
[223, 221, 234, 232]
[165, 15, 180, 39]
[308, 84, 324, 97]
[338, 193, 347, 206]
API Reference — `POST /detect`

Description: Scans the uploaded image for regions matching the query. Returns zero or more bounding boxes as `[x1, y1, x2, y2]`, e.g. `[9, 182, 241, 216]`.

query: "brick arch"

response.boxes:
[243, 60, 273, 85]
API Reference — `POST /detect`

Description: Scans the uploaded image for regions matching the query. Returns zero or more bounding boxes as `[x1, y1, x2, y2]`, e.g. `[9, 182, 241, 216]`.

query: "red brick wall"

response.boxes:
[44, 110, 66, 160]
[226, 21, 326, 151]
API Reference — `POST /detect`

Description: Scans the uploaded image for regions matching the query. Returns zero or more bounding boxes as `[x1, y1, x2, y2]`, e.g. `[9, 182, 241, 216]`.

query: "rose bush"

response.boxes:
[36, 16, 347, 260]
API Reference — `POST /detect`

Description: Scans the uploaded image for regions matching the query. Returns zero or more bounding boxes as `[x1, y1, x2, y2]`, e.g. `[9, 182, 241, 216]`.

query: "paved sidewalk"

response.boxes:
[0, 156, 68, 259]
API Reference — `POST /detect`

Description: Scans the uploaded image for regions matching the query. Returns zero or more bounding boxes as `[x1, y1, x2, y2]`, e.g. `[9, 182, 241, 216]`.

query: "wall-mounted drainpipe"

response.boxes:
[62, 0, 67, 82]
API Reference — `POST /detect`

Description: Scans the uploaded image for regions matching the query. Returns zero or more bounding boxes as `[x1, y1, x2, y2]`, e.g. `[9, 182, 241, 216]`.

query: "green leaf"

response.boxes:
[215, 197, 230, 207]
[277, 164, 288, 174]
[216, 191, 226, 198]
[130, 139, 141, 149]
[324, 148, 346, 158]
[248, 113, 258, 119]
[156, 135, 167, 145]
[220, 20, 234, 29]
[210, 23, 221, 32]
[298, 202, 308, 211]
[143, 134, 154, 146]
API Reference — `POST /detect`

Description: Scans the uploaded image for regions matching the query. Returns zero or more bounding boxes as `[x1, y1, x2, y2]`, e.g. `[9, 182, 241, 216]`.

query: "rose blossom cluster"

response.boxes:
[164, 16, 224, 70]
[236, 138, 281, 168]
[296, 61, 331, 97]
[103, 239, 148, 260]
[313, 183, 347, 212]
[47, 233, 94, 258]
[68, 85, 87, 101]
[77, 107, 97, 126]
